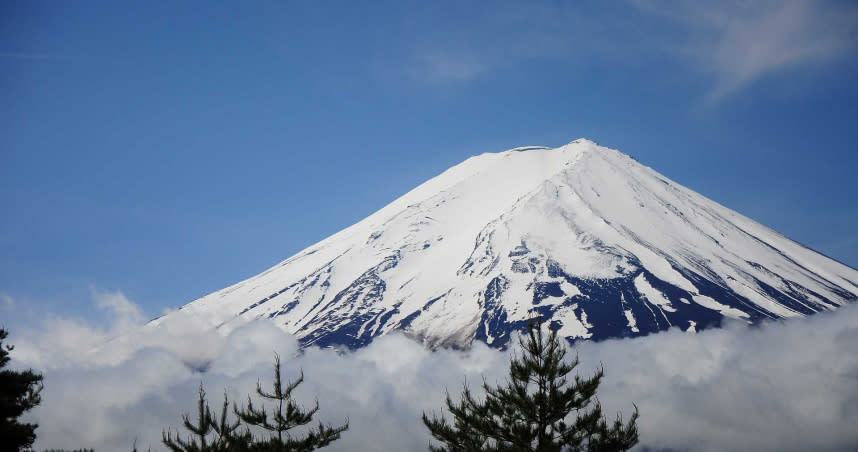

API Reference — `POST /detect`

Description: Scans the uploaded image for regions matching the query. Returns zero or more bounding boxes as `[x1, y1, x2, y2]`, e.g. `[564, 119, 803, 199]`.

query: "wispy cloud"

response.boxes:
[1, 293, 14, 311]
[90, 286, 144, 330]
[634, 0, 858, 101]
[405, 1, 858, 101]
[415, 52, 488, 82]
[407, 3, 587, 83]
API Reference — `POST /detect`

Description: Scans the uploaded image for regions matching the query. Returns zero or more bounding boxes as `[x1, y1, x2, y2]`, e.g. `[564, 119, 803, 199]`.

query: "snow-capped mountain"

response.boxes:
[155, 139, 858, 348]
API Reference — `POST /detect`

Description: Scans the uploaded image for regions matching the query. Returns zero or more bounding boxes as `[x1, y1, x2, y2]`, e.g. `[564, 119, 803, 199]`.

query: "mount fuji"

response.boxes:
[153, 139, 858, 349]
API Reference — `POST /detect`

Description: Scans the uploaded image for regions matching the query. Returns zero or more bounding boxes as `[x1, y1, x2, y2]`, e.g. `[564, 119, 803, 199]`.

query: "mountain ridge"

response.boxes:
[152, 139, 858, 349]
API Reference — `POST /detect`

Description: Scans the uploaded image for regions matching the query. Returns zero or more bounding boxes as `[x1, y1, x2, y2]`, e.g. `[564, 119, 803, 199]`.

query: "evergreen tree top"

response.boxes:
[423, 318, 639, 451]
[1, 327, 45, 452]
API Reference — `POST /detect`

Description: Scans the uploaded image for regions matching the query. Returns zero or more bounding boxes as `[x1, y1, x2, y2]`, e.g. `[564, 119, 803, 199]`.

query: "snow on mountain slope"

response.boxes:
[153, 139, 858, 348]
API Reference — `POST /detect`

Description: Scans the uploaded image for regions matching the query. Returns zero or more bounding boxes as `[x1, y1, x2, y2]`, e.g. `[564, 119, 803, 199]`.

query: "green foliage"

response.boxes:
[0, 327, 44, 452]
[162, 354, 347, 452]
[162, 385, 245, 452]
[423, 319, 639, 451]
[233, 354, 349, 451]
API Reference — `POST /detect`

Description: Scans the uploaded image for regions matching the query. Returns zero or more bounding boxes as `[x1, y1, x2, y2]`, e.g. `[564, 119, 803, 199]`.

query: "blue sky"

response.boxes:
[2, 0, 857, 325]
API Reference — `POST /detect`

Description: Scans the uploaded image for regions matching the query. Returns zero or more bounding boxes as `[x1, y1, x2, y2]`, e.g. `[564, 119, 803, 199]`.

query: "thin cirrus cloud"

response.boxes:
[634, 0, 858, 102]
[1, 293, 14, 311]
[10, 288, 858, 451]
[416, 52, 489, 82]
[410, 1, 858, 101]
[405, 2, 587, 83]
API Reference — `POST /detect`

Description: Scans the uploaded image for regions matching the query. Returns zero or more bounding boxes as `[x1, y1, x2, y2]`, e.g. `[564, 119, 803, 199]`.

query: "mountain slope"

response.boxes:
[155, 139, 858, 348]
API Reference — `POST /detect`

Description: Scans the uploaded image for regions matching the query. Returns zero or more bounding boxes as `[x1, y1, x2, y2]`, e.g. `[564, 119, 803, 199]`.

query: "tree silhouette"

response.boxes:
[0, 327, 44, 451]
[162, 385, 245, 452]
[423, 319, 639, 451]
[233, 354, 349, 451]
[163, 353, 348, 452]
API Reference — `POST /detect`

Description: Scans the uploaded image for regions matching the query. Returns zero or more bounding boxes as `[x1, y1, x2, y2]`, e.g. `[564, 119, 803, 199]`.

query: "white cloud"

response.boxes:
[91, 286, 144, 329]
[407, 3, 588, 83]
[405, 1, 858, 101]
[634, 0, 858, 101]
[1, 293, 14, 311]
[12, 288, 225, 369]
[416, 53, 488, 82]
[10, 291, 858, 451]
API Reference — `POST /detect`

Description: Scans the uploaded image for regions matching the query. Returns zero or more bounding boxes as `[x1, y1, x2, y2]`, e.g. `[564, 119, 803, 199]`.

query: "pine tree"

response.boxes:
[0, 327, 44, 451]
[233, 354, 349, 451]
[162, 385, 247, 452]
[423, 319, 639, 451]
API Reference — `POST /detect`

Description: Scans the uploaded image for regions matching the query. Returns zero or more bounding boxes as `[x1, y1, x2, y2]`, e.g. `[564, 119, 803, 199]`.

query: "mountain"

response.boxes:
[154, 139, 858, 349]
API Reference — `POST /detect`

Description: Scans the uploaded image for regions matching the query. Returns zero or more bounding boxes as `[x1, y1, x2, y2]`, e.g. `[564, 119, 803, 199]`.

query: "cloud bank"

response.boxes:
[10, 291, 858, 451]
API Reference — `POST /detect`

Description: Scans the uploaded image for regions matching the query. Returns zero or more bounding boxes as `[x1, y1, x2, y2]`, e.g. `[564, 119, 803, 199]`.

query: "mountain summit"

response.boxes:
[158, 139, 858, 348]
